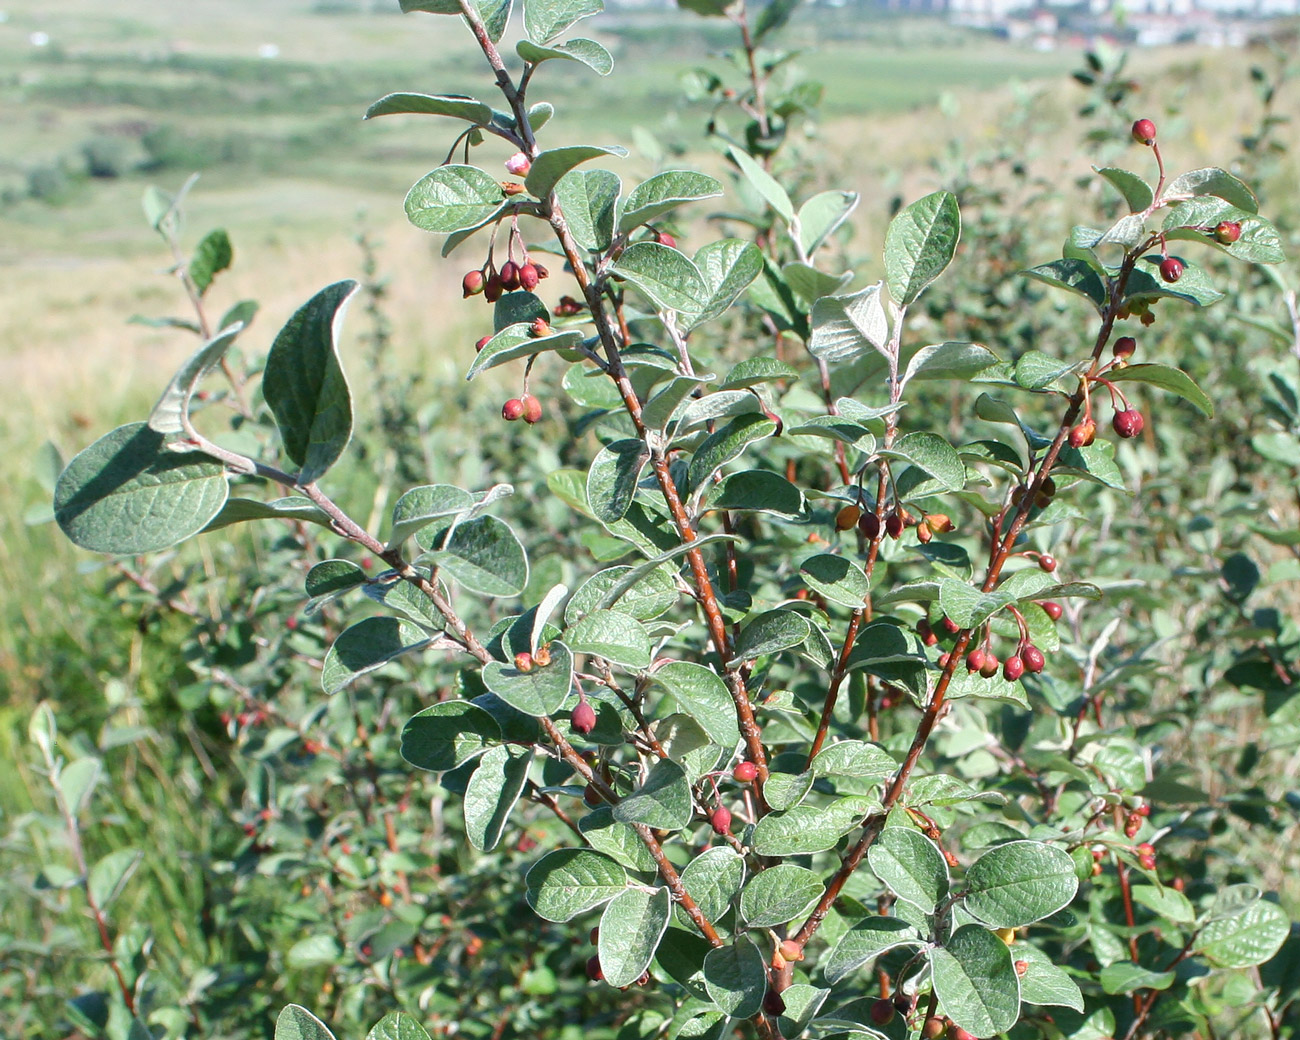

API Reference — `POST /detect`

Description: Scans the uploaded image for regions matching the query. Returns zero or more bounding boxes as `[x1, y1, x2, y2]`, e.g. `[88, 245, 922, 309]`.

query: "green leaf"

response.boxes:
[867, 826, 949, 912]
[365, 92, 492, 124]
[276, 1005, 336, 1040]
[57, 757, 101, 815]
[524, 0, 603, 43]
[1012, 944, 1084, 1011]
[305, 559, 365, 600]
[739, 863, 824, 928]
[1014, 349, 1078, 391]
[1106, 362, 1213, 417]
[405, 165, 505, 234]
[599, 887, 672, 986]
[526, 145, 627, 199]
[884, 191, 960, 306]
[680, 847, 746, 925]
[88, 848, 141, 909]
[517, 37, 614, 75]
[963, 840, 1078, 928]
[565, 609, 652, 668]
[704, 470, 805, 518]
[1094, 167, 1154, 212]
[526, 848, 627, 922]
[287, 935, 343, 969]
[477, 0, 513, 41]
[189, 229, 232, 296]
[754, 0, 799, 40]
[776, 984, 830, 1040]
[579, 805, 659, 872]
[482, 641, 574, 716]
[683, 239, 764, 330]
[587, 439, 650, 524]
[54, 423, 228, 555]
[567, 565, 677, 622]
[401, 700, 502, 772]
[202, 495, 331, 533]
[322, 617, 432, 694]
[809, 282, 888, 363]
[800, 553, 871, 608]
[811, 740, 896, 782]
[1130, 885, 1196, 926]
[368, 1013, 434, 1040]
[612, 759, 694, 831]
[728, 145, 793, 222]
[1022, 258, 1106, 309]
[466, 322, 583, 379]
[1194, 897, 1290, 968]
[1165, 167, 1258, 212]
[613, 241, 709, 313]
[761, 770, 813, 811]
[148, 323, 245, 435]
[554, 169, 620, 252]
[263, 280, 359, 484]
[1099, 962, 1175, 994]
[781, 262, 852, 304]
[880, 431, 966, 492]
[388, 484, 478, 549]
[651, 662, 739, 747]
[902, 341, 1000, 386]
[703, 939, 767, 1018]
[426, 515, 528, 597]
[730, 609, 809, 665]
[620, 170, 724, 233]
[400, 0, 463, 12]
[798, 189, 859, 255]
[824, 915, 921, 984]
[930, 925, 1020, 1037]
[687, 412, 778, 491]
[751, 797, 873, 857]
[464, 744, 531, 851]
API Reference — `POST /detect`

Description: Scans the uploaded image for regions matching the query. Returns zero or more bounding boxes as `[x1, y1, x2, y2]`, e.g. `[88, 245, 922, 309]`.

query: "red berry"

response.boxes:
[462, 270, 485, 297]
[1004, 654, 1026, 681]
[1040, 601, 1063, 621]
[521, 394, 543, 424]
[519, 263, 540, 291]
[923, 1018, 947, 1039]
[710, 805, 732, 835]
[937, 652, 951, 668]
[869, 998, 895, 1025]
[966, 649, 988, 674]
[586, 955, 604, 982]
[1022, 645, 1046, 673]
[499, 260, 521, 291]
[858, 511, 881, 540]
[513, 651, 533, 671]
[1112, 408, 1145, 438]
[1015, 960, 1029, 976]
[1214, 220, 1241, 244]
[1039, 554, 1058, 572]
[529, 317, 551, 337]
[1136, 842, 1155, 856]
[484, 273, 504, 302]
[950, 1028, 976, 1040]
[571, 701, 596, 735]
[1069, 420, 1097, 448]
[885, 513, 903, 539]
[1136, 803, 1151, 817]
[1159, 256, 1184, 283]
[893, 994, 914, 1014]
[1113, 336, 1136, 358]
[475, 335, 491, 353]
[979, 652, 1000, 679]
[655, 230, 677, 248]
[1132, 118, 1157, 145]
[502, 398, 525, 422]
[733, 761, 758, 783]
[1124, 813, 1142, 839]
[835, 503, 863, 531]
[942, 616, 961, 634]
[504, 152, 531, 176]
[917, 618, 937, 646]
[590, 927, 600, 944]
[779, 940, 803, 962]
[762, 989, 785, 1017]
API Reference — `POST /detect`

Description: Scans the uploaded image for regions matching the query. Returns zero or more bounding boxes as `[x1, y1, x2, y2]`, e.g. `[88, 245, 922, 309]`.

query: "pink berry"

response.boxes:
[513, 651, 533, 671]
[1004, 654, 1025, 681]
[1069, 420, 1097, 448]
[499, 260, 521, 291]
[462, 270, 485, 297]
[1132, 118, 1157, 145]
[504, 152, 531, 176]
[475, 335, 491, 353]
[710, 806, 732, 835]
[732, 761, 758, 783]
[502, 398, 525, 422]
[571, 701, 596, 736]
[1022, 645, 1045, 673]
[519, 263, 540, 291]
[1113, 408, 1145, 439]
[1214, 220, 1242, 244]
[655, 230, 677, 248]
[966, 649, 988, 674]
[979, 653, 1000, 679]
[521, 394, 542, 425]
[1040, 601, 1063, 621]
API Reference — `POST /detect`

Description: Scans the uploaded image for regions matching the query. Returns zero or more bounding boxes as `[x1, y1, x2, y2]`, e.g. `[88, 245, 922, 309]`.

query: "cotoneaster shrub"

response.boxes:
[33, 2, 1300, 1040]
